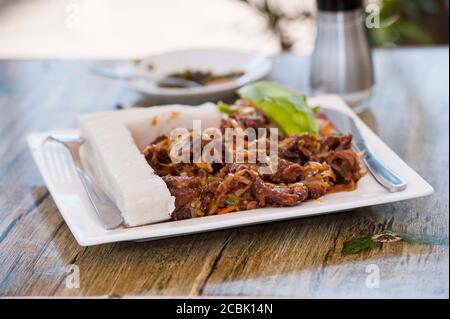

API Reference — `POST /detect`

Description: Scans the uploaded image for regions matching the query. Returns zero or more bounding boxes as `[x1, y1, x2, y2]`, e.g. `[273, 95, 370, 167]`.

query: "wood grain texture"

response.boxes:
[0, 48, 448, 298]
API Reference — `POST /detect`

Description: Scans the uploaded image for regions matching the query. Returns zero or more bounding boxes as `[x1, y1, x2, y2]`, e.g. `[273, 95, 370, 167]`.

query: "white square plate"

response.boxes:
[27, 95, 433, 246]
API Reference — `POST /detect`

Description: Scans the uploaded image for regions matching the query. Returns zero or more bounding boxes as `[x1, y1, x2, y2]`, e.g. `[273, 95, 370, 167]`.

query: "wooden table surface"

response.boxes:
[0, 48, 448, 298]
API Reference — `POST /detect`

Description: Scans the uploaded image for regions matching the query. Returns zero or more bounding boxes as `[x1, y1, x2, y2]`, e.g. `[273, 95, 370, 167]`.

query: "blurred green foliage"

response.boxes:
[237, 0, 449, 50]
[367, 0, 449, 46]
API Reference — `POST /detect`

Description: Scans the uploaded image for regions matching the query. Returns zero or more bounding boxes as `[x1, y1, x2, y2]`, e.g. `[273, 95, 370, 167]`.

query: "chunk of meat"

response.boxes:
[299, 161, 335, 199]
[230, 109, 270, 130]
[278, 135, 301, 161]
[297, 134, 321, 160]
[162, 175, 205, 220]
[278, 134, 321, 163]
[266, 159, 303, 184]
[304, 181, 328, 199]
[252, 177, 308, 206]
[326, 149, 361, 183]
[143, 137, 172, 175]
[319, 134, 352, 152]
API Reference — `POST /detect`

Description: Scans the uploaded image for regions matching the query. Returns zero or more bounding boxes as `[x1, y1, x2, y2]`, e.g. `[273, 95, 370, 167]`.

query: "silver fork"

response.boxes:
[45, 134, 124, 229]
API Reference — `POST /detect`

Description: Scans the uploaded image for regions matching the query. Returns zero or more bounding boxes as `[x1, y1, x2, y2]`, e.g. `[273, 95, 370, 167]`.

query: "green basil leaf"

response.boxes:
[217, 101, 235, 114]
[341, 238, 380, 256]
[237, 81, 296, 101]
[237, 81, 318, 136]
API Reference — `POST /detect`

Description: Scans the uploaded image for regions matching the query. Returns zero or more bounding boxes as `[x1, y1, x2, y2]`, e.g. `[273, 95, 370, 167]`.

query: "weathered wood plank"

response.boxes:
[0, 48, 448, 298]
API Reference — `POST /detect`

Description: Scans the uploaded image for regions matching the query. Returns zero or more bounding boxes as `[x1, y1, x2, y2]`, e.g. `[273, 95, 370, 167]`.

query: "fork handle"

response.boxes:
[68, 146, 123, 229]
[362, 145, 407, 193]
[75, 167, 124, 229]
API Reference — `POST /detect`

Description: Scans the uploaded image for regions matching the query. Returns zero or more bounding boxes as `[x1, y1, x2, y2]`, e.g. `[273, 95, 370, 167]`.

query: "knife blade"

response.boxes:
[320, 108, 407, 192]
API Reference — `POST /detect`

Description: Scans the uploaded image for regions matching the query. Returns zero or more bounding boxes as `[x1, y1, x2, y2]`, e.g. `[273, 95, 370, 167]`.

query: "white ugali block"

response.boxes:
[78, 103, 221, 227]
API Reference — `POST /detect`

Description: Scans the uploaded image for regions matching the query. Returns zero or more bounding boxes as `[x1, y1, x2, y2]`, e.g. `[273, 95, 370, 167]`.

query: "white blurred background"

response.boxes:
[0, 0, 316, 58]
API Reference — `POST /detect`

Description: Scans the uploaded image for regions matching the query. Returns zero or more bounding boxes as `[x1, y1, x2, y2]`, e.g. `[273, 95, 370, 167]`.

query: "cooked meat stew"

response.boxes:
[143, 101, 363, 221]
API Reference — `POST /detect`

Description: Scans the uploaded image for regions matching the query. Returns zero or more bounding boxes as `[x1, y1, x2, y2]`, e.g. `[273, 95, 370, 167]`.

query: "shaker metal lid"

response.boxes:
[317, 0, 362, 11]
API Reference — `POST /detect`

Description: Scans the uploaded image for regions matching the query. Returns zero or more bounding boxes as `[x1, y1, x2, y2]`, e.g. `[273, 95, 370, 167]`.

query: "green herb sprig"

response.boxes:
[341, 229, 448, 256]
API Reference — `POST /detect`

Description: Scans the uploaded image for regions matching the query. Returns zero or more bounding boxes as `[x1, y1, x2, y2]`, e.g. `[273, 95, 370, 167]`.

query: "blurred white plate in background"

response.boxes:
[95, 48, 272, 104]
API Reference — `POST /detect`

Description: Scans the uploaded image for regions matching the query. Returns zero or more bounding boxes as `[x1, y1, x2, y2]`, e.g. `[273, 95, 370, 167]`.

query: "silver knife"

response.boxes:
[45, 134, 124, 229]
[320, 108, 407, 192]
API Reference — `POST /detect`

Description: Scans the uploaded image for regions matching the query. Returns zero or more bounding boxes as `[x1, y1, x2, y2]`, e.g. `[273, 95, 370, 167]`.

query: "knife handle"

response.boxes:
[363, 145, 407, 192]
